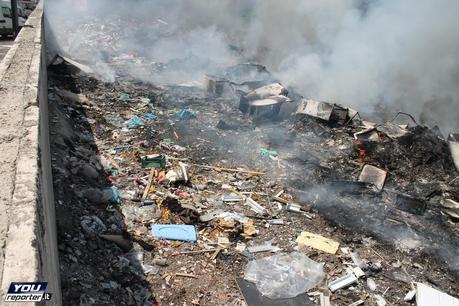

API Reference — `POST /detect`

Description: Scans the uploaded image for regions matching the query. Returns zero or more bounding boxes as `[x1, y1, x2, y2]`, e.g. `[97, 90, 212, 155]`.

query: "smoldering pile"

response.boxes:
[203, 63, 459, 280]
[48, 50, 459, 305]
[46, 0, 459, 133]
[44, 1, 459, 304]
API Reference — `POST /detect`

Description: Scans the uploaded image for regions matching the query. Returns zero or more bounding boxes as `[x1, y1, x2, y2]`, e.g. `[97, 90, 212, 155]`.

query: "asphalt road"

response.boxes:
[0, 37, 14, 62]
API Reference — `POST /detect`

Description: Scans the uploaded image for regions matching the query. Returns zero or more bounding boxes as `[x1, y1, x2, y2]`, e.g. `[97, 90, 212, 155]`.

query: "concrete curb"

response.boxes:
[0, 2, 61, 305]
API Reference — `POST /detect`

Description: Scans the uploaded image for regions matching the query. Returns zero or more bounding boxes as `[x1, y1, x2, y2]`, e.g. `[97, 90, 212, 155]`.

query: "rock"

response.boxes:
[81, 215, 107, 236]
[68, 254, 78, 263]
[153, 258, 168, 267]
[100, 234, 132, 251]
[79, 132, 92, 143]
[79, 294, 96, 306]
[82, 188, 111, 204]
[195, 184, 206, 191]
[89, 155, 103, 171]
[79, 164, 99, 181]
[87, 241, 98, 251]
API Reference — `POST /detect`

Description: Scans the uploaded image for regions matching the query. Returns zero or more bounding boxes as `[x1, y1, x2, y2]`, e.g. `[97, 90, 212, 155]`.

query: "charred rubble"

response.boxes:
[46, 54, 459, 306]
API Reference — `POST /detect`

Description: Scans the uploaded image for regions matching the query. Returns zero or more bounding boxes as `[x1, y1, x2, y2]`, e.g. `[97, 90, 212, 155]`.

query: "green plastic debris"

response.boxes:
[125, 115, 145, 129]
[258, 148, 278, 157]
[177, 108, 196, 120]
[141, 154, 166, 169]
[143, 112, 157, 121]
[120, 93, 131, 100]
[104, 186, 121, 204]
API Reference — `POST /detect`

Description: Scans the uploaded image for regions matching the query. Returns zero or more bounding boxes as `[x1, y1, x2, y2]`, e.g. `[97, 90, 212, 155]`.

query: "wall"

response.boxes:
[0, 2, 61, 305]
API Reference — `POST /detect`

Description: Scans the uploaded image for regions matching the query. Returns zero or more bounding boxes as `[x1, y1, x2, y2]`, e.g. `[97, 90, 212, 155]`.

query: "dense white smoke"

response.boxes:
[45, 0, 459, 131]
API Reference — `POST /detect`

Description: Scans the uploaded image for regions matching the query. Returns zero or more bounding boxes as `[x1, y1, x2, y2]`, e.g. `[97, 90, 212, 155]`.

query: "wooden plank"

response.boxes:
[141, 168, 155, 201]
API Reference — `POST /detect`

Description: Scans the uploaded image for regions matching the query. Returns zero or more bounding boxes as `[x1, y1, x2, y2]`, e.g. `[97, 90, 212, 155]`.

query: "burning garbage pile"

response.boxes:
[47, 50, 459, 306]
[42, 1, 459, 304]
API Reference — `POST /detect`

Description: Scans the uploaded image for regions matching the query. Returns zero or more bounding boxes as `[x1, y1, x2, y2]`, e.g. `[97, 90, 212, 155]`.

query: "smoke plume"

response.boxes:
[45, 0, 459, 132]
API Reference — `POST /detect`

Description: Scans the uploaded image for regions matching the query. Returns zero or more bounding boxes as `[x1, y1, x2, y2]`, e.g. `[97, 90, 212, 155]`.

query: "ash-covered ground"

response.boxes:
[44, 2, 459, 305]
[48, 58, 458, 305]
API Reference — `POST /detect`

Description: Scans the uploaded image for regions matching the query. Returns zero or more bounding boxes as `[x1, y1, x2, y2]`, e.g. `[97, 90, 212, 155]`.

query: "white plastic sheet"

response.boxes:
[244, 252, 324, 299]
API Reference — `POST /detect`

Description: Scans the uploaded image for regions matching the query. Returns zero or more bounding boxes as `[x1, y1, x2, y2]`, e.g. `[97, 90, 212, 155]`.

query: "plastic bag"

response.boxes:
[177, 108, 196, 120]
[244, 252, 324, 299]
[103, 186, 121, 204]
[258, 148, 278, 157]
[124, 115, 145, 129]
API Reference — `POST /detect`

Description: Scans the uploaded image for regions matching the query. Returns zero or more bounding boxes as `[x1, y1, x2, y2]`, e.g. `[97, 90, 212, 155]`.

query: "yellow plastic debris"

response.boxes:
[296, 231, 339, 254]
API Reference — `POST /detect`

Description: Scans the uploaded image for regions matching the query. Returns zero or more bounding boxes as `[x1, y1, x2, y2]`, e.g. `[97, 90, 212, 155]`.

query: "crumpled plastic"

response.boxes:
[120, 93, 131, 100]
[143, 112, 157, 121]
[244, 252, 324, 299]
[125, 115, 145, 129]
[258, 148, 278, 157]
[103, 186, 121, 204]
[164, 162, 188, 184]
[177, 108, 196, 120]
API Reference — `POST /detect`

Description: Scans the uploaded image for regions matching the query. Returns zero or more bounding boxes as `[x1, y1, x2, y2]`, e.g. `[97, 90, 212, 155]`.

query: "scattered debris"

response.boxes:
[416, 283, 459, 306]
[99, 234, 132, 251]
[286, 203, 307, 215]
[366, 278, 377, 291]
[247, 241, 281, 253]
[296, 99, 354, 125]
[395, 193, 427, 215]
[48, 23, 459, 305]
[347, 300, 364, 306]
[125, 115, 145, 129]
[350, 251, 368, 269]
[258, 148, 278, 158]
[103, 186, 121, 204]
[328, 273, 358, 292]
[374, 294, 387, 306]
[177, 108, 196, 120]
[151, 224, 197, 242]
[141, 154, 166, 169]
[319, 290, 331, 306]
[55, 87, 91, 105]
[267, 219, 284, 225]
[448, 133, 459, 171]
[244, 252, 324, 299]
[53, 54, 94, 75]
[243, 220, 258, 237]
[296, 231, 340, 254]
[164, 162, 189, 184]
[376, 122, 409, 138]
[442, 198, 459, 219]
[223, 194, 246, 202]
[296, 99, 335, 121]
[404, 289, 416, 302]
[239, 83, 291, 119]
[352, 266, 365, 278]
[246, 197, 268, 215]
[175, 273, 197, 279]
[358, 165, 387, 191]
[236, 278, 314, 306]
